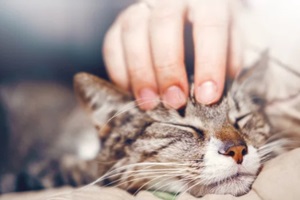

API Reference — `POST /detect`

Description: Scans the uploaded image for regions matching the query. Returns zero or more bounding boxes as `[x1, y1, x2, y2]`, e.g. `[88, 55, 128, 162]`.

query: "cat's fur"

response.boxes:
[0, 52, 300, 197]
[72, 52, 300, 197]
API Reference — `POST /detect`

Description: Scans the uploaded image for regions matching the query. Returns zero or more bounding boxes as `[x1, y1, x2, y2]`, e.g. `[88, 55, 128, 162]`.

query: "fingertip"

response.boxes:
[137, 88, 160, 110]
[162, 85, 187, 109]
[195, 80, 222, 105]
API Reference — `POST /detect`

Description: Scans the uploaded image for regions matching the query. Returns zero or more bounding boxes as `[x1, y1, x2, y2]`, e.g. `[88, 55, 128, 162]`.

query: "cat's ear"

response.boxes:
[74, 73, 133, 134]
[236, 50, 268, 85]
[230, 50, 269, 100]
[227, 50, 269, 122]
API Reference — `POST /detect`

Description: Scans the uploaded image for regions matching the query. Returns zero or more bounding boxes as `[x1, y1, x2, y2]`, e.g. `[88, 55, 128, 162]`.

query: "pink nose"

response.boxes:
[221, 145, 248, 164]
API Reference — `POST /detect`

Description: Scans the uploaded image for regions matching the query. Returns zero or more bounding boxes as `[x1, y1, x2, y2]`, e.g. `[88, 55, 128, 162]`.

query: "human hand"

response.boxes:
[103, 0, 241, 110]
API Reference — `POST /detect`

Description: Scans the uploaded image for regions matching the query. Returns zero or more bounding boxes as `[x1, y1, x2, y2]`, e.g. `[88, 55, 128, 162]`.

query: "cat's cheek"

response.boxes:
[242, 145, 261, 174]
[209, 176, 254, 196]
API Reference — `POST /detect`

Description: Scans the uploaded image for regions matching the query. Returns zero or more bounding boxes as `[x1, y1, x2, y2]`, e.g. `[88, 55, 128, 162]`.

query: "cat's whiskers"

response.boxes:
[258, 128, 299, 163]
[103, 169, 183, 187]
[47, 165, 187, 200]
[80, 162, 188, 189]
[133, 168, 190, 195]
[49, 175, 169, 200]
[150, 174, 192, 199]
[136, 175, 176, 195]
[182, 159, 204, 162]
[108, 161, 188, 174]
[129, 173, 181, 194]
[259, 140, 288, 161]
[170, 174, 202, 199]
[97, 161, 191, 196]
[108, 173, 177, 189]
[112, 164, 186, 179]
[177, 178, 205, 199]
[97, 168, 188, 196]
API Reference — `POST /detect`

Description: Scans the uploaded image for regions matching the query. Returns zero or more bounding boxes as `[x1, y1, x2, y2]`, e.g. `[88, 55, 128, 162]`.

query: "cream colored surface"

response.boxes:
[1, 148, 300, 200]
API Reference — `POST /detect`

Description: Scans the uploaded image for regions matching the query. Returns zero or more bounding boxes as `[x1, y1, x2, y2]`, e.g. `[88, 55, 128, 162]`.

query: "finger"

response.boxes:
[149, 0, 188, 109]
[227, 1, 243, 78]
[188, 0, 229, 105]
[121, 3, 159, 110]
[103, 21, 129, 91]
[228, 24, 243, 78]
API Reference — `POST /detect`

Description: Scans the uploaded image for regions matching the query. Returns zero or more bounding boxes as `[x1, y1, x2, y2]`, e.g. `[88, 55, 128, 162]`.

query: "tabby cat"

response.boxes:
[0, 52, 299, 197]
[72, 51, 300, 197]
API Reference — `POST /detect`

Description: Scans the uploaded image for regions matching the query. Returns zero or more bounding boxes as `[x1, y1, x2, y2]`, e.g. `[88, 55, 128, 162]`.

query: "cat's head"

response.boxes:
[73, 53, 290, 197]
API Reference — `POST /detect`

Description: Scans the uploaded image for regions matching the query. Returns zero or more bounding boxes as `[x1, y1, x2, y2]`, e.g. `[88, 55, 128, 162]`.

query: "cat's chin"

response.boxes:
[189, 174, 255, 197]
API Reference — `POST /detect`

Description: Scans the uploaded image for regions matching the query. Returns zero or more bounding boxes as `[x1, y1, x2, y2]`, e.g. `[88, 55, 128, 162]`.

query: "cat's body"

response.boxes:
[0, 82, 99, 192]
[0, 52, 300, 197]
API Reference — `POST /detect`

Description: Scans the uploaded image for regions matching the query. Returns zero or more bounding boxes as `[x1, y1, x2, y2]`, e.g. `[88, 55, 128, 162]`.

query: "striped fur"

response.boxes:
[72, 52, 300, 197]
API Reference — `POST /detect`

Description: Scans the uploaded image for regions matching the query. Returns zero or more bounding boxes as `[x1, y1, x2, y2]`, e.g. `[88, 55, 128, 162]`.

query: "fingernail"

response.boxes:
[163, 86, 186, 109]
[196, 81, 218, 104]
[138, 88, 159, 110]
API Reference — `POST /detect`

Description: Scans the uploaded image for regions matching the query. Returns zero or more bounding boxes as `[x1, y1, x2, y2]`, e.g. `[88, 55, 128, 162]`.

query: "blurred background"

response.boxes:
[0, 0, 134, 85]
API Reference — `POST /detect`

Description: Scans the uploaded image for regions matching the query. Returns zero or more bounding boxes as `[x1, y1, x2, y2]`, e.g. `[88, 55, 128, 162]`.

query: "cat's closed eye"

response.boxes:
[159, 123, 205, 139]
[232, 112, 253, 129]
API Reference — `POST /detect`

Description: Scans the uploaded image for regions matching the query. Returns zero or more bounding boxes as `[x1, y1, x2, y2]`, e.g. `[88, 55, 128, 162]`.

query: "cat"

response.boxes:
[71, 51, 300, 197]
[0, 51, 299, 197]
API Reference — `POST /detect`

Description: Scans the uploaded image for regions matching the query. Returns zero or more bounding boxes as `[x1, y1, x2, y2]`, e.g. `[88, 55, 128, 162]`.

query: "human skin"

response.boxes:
[103, 0, 241, 110]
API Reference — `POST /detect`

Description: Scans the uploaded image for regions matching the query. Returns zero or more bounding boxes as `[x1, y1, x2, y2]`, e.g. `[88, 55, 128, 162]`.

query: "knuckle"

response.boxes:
[128, 64, 143, 74]
[128, 68, 155, 88]
[128, 64, 150, 77]
[127, 53, 152, 72]
[129, 71, 147, 84]
[155, 59, 182, 72]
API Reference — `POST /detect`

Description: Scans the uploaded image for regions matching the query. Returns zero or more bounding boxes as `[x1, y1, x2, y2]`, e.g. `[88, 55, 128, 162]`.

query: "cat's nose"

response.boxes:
[219, 144, 248, 164]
